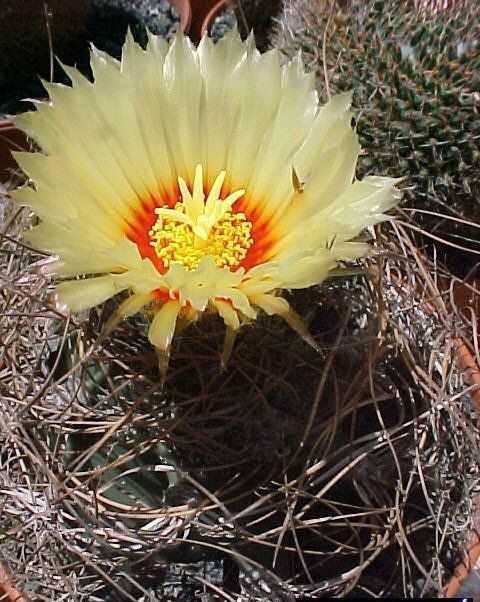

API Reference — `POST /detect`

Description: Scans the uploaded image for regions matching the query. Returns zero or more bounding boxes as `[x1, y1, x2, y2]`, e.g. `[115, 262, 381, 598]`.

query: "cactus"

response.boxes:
[274, 0, 480, 275]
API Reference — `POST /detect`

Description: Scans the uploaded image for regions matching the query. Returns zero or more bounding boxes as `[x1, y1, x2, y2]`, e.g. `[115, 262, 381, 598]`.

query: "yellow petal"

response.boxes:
[239, 273, 278, 297]
[218, 288, 256, 319]
[244, 54, 318, 218]
[212, 299, 240, 330]
[197, 29, 247, 184]
[221, 326, 237, 370]
[10, 184, 76, 222]
[55, 276, 128, 313]
[122, 29, 176, 200]
[103, 291, 154, 336]
[148, 300, 181, 351]
[267, 92, 358, 231]
[162, 32, 203, 180]
[225, 47, 283, 192]
[274, 176, 399, 259]
[251, 293, 290, 316]
[274, 253, 336, 289]
[251, 294, 319, 352]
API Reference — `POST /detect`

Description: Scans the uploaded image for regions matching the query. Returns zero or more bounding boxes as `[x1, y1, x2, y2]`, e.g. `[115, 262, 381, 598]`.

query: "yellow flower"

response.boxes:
[12, 30, 399, 360]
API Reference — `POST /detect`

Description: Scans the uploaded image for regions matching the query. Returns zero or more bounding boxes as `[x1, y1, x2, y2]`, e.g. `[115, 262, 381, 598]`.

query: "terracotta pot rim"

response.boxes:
[442, 337, 480, 597]
[0, 559, 31, 602]
[167, 0, 229, 43]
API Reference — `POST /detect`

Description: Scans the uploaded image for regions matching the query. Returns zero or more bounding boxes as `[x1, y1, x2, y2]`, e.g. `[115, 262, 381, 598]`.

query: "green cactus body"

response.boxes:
[275, 0, 480, 274]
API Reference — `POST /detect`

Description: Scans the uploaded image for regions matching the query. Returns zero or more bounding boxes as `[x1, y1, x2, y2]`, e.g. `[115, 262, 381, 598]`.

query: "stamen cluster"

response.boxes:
[149, 200, 253, 271]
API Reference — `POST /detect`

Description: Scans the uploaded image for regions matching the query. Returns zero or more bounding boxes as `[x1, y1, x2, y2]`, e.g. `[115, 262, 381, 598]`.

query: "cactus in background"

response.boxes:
[414, 0, 464, 14]
[274, 0, 480, 275]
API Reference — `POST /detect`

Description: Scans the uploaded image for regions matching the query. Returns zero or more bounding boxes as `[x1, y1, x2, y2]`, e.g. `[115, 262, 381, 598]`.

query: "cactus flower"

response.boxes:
[12, 30, 399, 361]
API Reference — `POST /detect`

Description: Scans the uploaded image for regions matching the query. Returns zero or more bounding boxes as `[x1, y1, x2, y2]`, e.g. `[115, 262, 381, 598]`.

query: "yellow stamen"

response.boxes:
[149, 165, 253, 271]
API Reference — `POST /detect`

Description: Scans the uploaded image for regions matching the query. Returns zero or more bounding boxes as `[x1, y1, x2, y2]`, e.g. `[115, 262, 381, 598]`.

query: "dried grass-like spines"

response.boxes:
[3, 180, 480, 597]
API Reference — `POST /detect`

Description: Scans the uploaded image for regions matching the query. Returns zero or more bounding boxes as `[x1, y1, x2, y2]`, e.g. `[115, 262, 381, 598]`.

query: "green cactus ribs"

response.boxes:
[275, 0, 480, 276]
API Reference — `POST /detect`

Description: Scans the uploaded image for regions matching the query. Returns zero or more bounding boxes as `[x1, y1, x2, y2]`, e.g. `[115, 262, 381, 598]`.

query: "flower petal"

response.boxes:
[55, 275, 129, 313]
[274, 253, 336, 289]
[251, 293, 319, 351]
[224, 45, 284, 192]
[148, 300, 181, 351]
[244, 54, 318, 219]
[104, 291, 154, 336]
[274, 177, 399, 259]
[162, 33, 203, 182]
[268, 92, 359, 232]
[197, 29, 247, 184]
[212, 299, 240, 330]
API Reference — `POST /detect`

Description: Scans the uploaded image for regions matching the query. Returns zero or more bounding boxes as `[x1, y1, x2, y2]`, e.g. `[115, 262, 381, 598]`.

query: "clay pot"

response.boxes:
[168, 0, 228, 42]
[443, 338, 480, 596]
[0, 560, 31, 602]
[0, 120, 29, 184]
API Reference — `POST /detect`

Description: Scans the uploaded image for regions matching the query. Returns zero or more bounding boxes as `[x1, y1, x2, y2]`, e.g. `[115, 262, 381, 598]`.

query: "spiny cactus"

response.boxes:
[414, 0, 464, 14]
[274, 0, 480, 275]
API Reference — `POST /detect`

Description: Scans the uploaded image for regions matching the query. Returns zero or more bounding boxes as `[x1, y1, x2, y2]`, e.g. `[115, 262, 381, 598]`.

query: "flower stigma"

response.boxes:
[149, 165, 253, 271]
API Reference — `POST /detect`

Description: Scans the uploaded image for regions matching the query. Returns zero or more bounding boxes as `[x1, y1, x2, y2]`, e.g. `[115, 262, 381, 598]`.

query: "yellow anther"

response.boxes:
[149, 166, 253, 271]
